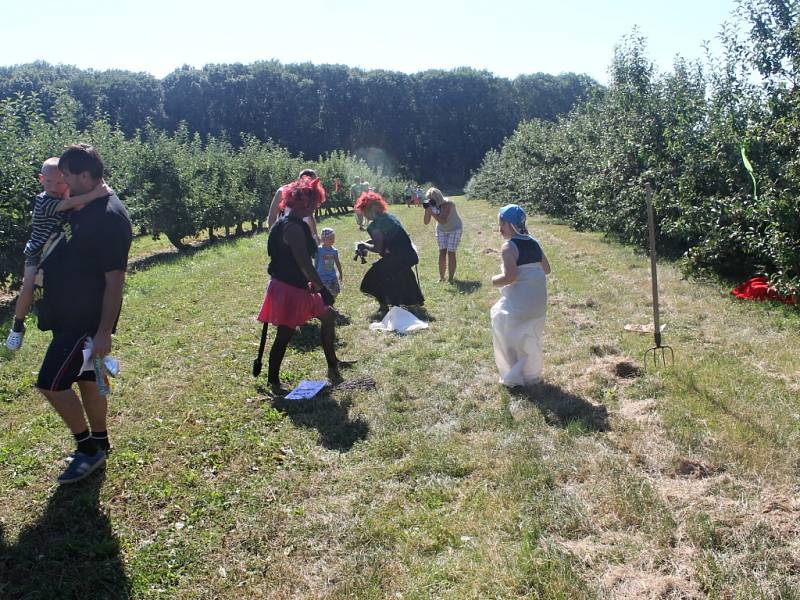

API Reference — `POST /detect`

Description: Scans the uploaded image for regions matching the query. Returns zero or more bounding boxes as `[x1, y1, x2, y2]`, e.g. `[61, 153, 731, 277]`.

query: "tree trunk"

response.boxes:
[224, 225, 230, 238]
[166, 231, 187, 252]
[208, 227, 216, 242]
[236, 222, 244, 235]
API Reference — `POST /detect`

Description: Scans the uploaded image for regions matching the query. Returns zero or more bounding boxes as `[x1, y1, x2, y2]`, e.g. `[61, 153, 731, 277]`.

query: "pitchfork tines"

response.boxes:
[644, 331, 674, 368]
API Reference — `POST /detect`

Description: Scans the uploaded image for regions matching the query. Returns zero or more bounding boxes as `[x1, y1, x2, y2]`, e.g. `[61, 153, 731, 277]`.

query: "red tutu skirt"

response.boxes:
[257, 278, 330, 327]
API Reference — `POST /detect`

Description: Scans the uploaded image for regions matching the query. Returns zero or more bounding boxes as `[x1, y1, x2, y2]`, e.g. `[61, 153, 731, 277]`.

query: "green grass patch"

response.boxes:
[1, 200, 798, 597]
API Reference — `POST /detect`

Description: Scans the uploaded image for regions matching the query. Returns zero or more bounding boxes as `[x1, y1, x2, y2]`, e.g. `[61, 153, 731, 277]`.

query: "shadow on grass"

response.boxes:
[685, 372, 771, 439]
[251, 318, 352, 355]
[451, 280, 482, 294]
[0, 471, 130, 599]
[289, 323, 321, 352]
[128, 228, 261, 275]
[511, 382, 609, 432]
[127, 248, 185, 274]
[289, 323, 336, 353]
[333, 311, 352, 327]
[272, 393, 369, 451]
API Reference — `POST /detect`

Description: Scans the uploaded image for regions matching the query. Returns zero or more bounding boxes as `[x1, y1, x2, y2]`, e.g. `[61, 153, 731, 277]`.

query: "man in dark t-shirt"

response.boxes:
[36, 144, 133, 484]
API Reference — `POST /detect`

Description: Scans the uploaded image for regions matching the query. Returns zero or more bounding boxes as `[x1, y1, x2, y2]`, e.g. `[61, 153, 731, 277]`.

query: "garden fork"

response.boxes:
[644, 183, 674, 369]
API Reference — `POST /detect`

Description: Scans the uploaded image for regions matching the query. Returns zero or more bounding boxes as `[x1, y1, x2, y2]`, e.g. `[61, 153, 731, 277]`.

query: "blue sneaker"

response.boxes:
[57, 450, 106, 484]
[65, 444, 112, 464]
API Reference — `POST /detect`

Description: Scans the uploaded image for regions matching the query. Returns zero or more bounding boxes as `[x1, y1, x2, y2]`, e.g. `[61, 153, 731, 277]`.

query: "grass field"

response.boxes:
[1, 198, 798, 599]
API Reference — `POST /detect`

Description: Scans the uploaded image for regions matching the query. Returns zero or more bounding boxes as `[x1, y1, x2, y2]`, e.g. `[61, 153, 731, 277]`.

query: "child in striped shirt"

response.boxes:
[6, 157, 111, 351]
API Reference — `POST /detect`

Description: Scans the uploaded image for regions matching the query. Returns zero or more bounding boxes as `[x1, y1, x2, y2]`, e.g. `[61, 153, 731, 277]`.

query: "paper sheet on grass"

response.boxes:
[369, 306, 429, 334]
[285, 380, 327, 400]
[623, 323, 666, 334]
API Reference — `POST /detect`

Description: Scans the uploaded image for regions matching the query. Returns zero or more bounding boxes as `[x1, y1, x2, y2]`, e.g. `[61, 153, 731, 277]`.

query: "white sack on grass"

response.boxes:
[369, 306, 429, 334]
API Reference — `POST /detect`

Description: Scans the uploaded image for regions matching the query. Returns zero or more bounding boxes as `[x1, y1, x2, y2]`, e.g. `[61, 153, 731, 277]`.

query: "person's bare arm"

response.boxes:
[92, 270, 126, 356]
[431, 202, 452, 225]
[361, 228, 385, 255]
[57, 181, 113, 212]
[285, 223, 324, 290]
[492, 242, 519, 287]
[541, 251, 551, 275]
[267, 188, 282, 228]
[423, 207, 432, 225]
[334, 254, 343, 280]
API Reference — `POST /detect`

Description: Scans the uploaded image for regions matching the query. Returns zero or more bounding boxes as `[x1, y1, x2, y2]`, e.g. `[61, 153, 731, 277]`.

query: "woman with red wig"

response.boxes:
[257, 176, 350, 391]
[355, 191, 424, 316]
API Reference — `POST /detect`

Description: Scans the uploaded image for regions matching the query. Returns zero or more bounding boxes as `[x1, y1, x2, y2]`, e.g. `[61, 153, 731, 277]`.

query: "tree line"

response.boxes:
[466, 0, 800, 297]
[0, 92, 411, 288]
[0, 62, 596, 187]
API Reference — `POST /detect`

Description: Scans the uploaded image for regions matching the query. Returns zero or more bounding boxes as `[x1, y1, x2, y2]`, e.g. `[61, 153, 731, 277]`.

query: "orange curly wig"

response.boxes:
[353, 190, 388, 215]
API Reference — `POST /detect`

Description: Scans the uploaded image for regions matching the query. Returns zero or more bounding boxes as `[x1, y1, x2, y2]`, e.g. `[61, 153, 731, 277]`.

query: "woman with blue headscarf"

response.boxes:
[490, 204, 551, 387]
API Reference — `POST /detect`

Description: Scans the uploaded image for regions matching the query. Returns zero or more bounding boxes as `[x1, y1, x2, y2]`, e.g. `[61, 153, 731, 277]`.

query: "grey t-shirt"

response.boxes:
[435, 199, 463, 233]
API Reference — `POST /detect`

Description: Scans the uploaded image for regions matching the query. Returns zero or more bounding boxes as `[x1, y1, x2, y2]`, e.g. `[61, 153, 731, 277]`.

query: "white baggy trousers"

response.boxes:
[490, 263, 547, 387]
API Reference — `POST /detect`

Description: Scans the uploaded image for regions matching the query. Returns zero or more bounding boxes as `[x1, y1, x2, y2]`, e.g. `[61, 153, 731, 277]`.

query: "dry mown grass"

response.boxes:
[0, 199, 798, 599]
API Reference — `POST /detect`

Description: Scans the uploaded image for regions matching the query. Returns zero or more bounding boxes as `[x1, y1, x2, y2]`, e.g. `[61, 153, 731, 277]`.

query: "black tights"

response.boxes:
[267, 315, 338, 385]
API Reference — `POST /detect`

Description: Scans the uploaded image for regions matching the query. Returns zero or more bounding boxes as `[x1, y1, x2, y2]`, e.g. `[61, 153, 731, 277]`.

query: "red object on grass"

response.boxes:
[731, 276, 797, 305]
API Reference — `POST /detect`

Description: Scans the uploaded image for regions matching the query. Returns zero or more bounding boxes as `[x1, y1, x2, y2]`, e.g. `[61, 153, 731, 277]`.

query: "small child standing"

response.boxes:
[6, 157, 111, 350]
[315, 227, 343, 302]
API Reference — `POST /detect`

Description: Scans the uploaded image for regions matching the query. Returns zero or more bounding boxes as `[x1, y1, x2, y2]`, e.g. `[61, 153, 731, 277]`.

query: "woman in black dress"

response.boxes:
[355, 191, 424, 316]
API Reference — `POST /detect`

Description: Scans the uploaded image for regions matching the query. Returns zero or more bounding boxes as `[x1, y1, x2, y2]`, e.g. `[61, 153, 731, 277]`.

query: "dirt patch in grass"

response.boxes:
[618, 398, 659, 425]
[571, 315, 596, 329]
[568, 297, 598, 309]
[759, 492, 800, 538]
[601, 565, 701, 599]
[574, 356, 642, 391]
[614, 361, 642, 379]
[672, 458, 719, 479]
[590, 343, 621, 357]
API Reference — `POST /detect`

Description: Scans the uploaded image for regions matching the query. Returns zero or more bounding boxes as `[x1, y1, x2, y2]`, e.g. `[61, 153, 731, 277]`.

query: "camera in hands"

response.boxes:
[353, 242, 368, 264]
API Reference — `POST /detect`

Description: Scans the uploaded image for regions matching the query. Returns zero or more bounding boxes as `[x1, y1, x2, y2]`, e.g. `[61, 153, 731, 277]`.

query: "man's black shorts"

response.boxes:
[37, 331, 95, 391]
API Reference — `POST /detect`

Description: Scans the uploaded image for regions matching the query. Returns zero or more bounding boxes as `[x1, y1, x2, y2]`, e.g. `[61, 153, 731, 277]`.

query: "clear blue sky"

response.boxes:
[2, 0, 737, 83]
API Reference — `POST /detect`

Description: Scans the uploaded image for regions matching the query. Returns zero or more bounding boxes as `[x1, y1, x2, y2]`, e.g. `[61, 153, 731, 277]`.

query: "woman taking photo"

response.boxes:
[355, 191, 424, 317]
[423, 187, 463, 283]
[257, 176, 350, 391]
